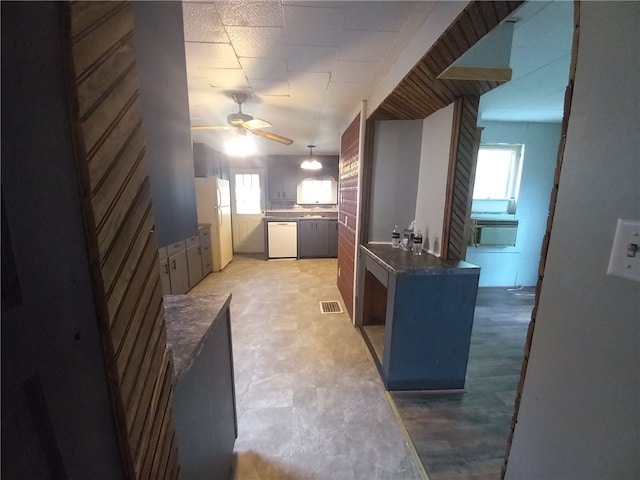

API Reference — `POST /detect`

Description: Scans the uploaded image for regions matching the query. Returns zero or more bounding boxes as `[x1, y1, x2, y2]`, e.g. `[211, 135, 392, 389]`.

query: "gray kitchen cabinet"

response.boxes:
[199, 225, 213, 275]
[298, 219, 330, 258]
[186, 235, 203, 288]
[158, 247, 172, 295]
[167, 241, 189, 294]
[166, 294, 237, 480]
[328, 219, 338, 257]
[268, 164, 298, 202]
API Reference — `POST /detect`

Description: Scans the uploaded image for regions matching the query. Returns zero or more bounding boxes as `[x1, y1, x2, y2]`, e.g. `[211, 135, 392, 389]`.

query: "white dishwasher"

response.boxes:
[267, 221, 298, 258]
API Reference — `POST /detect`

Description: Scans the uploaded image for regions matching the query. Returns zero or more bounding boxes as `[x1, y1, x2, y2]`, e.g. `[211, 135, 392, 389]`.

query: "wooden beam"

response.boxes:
[438, 65, 512, 82]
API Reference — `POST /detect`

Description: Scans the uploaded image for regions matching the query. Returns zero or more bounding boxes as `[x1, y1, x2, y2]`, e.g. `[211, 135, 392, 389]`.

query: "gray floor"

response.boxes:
[192, 255, 424, 480]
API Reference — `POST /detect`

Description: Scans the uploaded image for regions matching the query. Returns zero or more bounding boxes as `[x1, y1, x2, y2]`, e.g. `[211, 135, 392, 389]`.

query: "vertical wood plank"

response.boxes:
[63, 2, 180, 478]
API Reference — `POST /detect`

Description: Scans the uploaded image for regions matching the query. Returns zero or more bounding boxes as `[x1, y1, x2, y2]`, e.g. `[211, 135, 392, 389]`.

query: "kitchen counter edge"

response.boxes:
[164, 292, 232, 383]
[361, 243, 480, 276]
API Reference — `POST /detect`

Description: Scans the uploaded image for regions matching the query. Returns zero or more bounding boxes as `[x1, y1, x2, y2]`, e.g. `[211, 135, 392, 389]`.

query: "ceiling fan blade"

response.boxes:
[242, 118, 272, 130]
[250, 129, 294, 145]
[191, 125, 231, 131]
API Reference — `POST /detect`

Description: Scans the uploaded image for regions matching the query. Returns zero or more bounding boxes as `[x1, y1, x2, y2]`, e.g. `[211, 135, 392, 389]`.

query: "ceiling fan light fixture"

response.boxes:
[301, 145, 322, 170]
[224, 129, 257, 158]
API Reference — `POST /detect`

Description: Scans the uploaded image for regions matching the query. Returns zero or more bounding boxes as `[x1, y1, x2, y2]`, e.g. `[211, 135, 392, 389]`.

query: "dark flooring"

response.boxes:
[390, 287, 533, 480]
[193, 255, 532, 480]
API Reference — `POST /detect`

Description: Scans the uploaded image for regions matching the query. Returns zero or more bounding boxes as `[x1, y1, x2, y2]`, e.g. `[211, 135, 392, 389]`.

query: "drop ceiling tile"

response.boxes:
[342, 1, 417, 32]
[289, 72, 331, 91]
[337, 30, 398, 62]
[283, 5, 345, 47]
[215, 1, 283, 27]
[200, 68, 249, 88]
[286, 45, 337, 72]
[182, 3, 228, 43]
[184, 42, 240, 69]
[249, 79, 290, 96]
[186, 76, 213, 91]
[239, 57, 288, 80]
[330, 60, 379, 83]
[226, 26, 285, 58]
[325, 81, 367, 100]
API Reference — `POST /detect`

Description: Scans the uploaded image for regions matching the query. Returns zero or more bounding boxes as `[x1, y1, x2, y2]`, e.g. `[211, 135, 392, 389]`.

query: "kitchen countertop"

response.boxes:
[361, 243, 479, 276]
[164, 293, 232, 382]
[264, 212, 338, 222]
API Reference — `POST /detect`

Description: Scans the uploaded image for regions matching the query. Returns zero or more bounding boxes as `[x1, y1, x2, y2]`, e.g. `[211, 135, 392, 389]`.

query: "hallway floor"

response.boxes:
[192, 255, 424, 480]
[191, 255, 531, 480]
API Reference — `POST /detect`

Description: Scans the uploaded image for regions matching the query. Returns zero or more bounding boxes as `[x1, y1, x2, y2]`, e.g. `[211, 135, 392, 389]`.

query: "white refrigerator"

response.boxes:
[195, 177, 233, 271]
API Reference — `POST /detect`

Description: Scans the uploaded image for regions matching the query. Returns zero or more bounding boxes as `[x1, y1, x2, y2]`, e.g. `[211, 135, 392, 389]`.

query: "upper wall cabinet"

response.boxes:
[268, 162, 298, 202]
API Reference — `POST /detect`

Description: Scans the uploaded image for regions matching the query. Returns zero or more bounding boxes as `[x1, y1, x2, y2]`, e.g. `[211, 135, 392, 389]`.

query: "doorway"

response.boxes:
[230, 168, 266, 254]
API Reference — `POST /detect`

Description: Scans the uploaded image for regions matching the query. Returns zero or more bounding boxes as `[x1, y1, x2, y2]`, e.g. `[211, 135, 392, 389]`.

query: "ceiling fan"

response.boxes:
[191, 93, 294, 145]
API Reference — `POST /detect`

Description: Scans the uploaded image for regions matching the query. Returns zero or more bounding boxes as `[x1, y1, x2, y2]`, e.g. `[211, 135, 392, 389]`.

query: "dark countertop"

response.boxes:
[164, 293, 232, 382]
[361, 243, 479, 276]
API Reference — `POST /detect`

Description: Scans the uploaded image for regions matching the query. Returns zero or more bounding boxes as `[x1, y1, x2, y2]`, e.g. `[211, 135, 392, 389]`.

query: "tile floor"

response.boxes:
[191, 255, 424, 480]
[192, 255, 531, 480]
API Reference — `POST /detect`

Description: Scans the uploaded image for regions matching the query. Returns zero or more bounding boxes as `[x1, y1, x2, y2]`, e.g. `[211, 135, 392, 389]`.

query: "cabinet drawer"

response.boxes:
[199, 226, 211, 243]
[186, 235, 200, 248]
[167, 240, 186, 257]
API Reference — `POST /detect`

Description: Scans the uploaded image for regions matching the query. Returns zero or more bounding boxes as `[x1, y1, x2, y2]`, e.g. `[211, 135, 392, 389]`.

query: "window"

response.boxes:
[297, 177, 337, 204]
[472, 144, 524, 213]
[234, 173, 261, 214]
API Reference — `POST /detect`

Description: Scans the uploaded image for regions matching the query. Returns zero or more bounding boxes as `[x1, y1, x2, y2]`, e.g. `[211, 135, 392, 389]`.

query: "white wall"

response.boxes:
[466, 122, 560, 286]
[414, 104, 455, 255]
[369, 120, 423, 242]
[506, 2, 640, 478]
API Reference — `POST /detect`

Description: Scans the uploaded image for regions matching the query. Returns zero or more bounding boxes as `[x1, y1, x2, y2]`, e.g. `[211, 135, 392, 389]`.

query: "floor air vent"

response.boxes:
[320, 301, 343, 314]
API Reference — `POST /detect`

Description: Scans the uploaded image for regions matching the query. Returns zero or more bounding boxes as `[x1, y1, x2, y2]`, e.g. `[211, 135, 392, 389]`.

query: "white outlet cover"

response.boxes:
[607, 218, 640, 283]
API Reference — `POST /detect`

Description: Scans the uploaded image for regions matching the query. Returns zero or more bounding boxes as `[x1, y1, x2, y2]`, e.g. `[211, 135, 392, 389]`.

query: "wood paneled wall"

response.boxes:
[337, 114, 361, 319]
[442, 96, 481, 260]
[370, 1, 523, 122]
[63, 2, 179, 478]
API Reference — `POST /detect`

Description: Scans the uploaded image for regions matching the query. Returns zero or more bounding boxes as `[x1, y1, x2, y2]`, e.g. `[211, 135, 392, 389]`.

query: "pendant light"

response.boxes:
[300, 145, 322, 170]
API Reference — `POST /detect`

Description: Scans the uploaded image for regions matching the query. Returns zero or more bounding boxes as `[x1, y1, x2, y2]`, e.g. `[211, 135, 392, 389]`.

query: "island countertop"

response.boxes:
[361, 243, 479, 276]
[164, 293, 232, 382]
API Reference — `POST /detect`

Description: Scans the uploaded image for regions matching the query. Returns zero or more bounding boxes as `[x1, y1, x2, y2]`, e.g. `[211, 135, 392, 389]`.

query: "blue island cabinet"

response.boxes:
[356, 244, 480, 391]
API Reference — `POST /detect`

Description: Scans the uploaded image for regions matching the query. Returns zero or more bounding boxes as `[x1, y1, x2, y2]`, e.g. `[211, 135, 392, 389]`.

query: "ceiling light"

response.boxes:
[224, 128, 257, 157]
[301, 145, 322, 170]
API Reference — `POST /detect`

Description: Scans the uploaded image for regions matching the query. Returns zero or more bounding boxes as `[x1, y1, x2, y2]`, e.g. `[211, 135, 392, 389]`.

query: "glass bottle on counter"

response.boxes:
[392, 225, 401, 248]
[412, 229, 423, 255]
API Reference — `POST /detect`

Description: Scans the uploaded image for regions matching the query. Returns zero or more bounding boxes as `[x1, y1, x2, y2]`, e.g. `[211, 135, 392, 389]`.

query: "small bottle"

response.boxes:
[391, 225, 400, 248]
[401, 228, 410, 250]
[412, 229, 423, 255]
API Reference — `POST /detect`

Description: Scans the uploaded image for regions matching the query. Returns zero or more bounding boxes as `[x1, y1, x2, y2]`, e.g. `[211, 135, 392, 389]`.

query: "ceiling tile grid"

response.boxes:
[182, 1, 428, 155]
[182, 1, 572, 156]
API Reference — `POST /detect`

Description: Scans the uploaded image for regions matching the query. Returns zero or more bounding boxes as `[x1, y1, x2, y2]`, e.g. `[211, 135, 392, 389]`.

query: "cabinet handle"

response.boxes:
[171, 259, 176, 270]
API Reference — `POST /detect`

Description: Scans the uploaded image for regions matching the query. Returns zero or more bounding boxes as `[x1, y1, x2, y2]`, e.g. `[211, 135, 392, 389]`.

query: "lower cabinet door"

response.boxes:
[159, 258, 172, 295]
[169, 250, 189, 294]
[187, 245, 203, 288]
[328, 220, 338, 257]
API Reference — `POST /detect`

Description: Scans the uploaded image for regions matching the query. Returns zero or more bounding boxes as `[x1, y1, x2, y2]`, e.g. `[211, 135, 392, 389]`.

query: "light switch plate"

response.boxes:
[607, 218, 640, 282]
